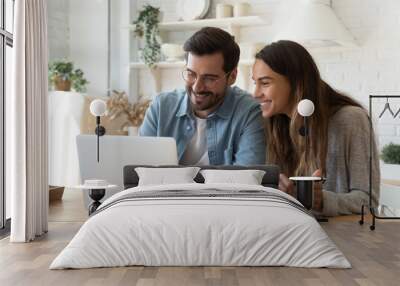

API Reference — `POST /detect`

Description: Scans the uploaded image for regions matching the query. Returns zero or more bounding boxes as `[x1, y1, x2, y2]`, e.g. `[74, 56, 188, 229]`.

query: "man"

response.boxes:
[139, 27, 265, 165]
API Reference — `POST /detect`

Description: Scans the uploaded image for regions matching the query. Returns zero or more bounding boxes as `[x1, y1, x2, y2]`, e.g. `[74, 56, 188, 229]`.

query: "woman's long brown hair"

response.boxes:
[255, 40, 363, 177]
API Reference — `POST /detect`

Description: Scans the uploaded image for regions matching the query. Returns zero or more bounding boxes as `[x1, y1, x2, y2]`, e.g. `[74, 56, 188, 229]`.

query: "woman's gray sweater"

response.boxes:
[322, 105, 380, 216]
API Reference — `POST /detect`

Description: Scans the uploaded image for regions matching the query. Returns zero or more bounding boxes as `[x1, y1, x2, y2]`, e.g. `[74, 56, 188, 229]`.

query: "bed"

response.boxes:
[50, 165, 350, 269]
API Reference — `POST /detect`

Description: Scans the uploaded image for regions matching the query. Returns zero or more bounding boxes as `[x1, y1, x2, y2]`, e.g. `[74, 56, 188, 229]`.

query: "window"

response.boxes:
[1, 0, 14, 233]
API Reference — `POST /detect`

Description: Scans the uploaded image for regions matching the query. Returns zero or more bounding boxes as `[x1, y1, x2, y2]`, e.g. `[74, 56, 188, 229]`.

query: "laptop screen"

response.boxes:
[76, 135, 178, 188]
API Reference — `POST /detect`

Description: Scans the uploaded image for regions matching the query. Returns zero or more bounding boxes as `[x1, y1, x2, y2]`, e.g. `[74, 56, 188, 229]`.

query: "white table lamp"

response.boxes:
[90, 99, 107, 162]
[291, 99, 317, 210]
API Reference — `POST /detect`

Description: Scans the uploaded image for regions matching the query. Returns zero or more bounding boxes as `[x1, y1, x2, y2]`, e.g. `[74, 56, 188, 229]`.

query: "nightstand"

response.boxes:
[75, 183, 118, 215]
[87, 188, 106, 215]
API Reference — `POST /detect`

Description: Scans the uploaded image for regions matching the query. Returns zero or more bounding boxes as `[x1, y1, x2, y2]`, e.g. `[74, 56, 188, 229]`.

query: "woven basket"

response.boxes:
[49, 185, 64, 202]
[54, 76, 71, 91]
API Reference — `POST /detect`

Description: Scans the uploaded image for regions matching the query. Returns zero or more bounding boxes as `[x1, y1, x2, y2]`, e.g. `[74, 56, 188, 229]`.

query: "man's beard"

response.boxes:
[186, 86, 227, 113]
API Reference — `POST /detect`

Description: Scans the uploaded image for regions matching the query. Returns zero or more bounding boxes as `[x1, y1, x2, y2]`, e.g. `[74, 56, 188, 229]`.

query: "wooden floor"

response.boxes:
[0, 189, 399, 286]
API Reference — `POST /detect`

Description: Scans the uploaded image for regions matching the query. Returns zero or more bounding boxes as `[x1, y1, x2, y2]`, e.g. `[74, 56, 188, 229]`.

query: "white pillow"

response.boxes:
[135, 167, 201, 186]
[200, 169, 266, 185]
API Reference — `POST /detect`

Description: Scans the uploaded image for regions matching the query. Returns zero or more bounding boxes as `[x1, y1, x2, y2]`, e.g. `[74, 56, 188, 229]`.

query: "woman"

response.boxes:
[251, 40, 380, 216]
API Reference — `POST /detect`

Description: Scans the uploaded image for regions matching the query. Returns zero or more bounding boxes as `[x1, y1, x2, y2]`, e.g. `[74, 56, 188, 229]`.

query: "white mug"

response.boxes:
[216, 4, 233, 18]
[233, 3, 251, 17]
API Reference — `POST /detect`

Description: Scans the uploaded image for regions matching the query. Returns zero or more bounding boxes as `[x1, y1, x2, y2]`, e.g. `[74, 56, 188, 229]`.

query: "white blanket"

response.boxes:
[50, 183, 351, 269]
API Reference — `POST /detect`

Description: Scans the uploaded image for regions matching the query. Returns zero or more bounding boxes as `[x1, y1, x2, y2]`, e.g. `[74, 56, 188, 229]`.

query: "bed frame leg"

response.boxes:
[359, 204, 365, 225]
[370, 212, 376, 231]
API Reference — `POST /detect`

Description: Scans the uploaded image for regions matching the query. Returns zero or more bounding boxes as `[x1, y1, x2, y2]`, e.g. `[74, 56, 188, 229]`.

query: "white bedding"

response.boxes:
[50, 183, 351, 269]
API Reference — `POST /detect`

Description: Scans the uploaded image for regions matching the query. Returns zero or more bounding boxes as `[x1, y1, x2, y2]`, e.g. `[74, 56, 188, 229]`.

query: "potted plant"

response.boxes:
[133, 4, 162, 68]
[106, 90, 151, 135]
[381, 143, 400, 180]
[48, 60, 89, 92]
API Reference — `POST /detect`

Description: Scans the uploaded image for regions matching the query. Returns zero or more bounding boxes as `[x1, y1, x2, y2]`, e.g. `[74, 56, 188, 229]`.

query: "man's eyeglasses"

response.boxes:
[182, 70, 230, 88]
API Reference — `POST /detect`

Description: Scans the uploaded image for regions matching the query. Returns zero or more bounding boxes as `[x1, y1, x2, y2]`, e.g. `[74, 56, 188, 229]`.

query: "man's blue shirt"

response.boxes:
[139, 86, 266, 165]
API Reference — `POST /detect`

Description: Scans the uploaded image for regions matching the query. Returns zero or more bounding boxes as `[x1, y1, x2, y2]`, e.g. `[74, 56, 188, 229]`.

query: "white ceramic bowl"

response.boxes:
[161, 43, 185, 62]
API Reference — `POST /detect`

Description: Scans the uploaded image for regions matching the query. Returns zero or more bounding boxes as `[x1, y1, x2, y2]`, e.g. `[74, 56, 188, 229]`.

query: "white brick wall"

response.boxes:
[48, 0, 400, 149]
[47, 0, 70, 61]
[323, 0, 400, 149]
[69, 0, 109, 97]
[47, 0, 109, 97]
[134, 0, 400, 149]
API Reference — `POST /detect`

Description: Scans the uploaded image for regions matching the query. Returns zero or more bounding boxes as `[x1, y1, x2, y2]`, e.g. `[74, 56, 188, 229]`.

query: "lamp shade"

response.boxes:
[90, 99, 107, 117]
[298, 99, 315, 117]
[274, 0, 357, 48]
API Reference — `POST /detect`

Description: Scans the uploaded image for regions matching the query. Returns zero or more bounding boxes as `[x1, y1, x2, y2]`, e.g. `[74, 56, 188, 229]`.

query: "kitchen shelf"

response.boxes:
[130, 59, 256, 93]
[127, 15, 265, 94]
[130, 61, 185, 69]
[128, 16, 267, 32]
[130, 59, 254, 69]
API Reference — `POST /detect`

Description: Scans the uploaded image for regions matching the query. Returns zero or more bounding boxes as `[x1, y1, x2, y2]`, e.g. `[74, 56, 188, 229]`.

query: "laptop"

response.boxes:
[76, 135, 178, 208]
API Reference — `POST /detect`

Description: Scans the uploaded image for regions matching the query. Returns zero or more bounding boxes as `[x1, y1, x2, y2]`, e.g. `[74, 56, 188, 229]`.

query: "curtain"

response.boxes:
[9, 0, 48, 242]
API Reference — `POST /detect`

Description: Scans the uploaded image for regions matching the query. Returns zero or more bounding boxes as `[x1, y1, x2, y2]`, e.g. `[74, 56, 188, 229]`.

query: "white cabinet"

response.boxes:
[128, 15, 269, 94]
[48, 91, 86, 187]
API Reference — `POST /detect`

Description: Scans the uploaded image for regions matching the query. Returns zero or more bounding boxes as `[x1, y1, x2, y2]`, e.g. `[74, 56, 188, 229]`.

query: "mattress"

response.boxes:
[50, 183, 351, 269]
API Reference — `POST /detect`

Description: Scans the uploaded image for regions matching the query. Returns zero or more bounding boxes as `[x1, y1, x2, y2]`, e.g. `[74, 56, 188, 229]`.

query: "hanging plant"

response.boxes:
[133, 5, 162, 68]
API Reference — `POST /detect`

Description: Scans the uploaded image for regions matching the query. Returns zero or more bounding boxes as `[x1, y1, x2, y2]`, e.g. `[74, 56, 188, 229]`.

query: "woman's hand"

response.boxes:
[312, 169, 323, 212]
[279, 173, 295, 197]
[279, 170, 324, 211]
